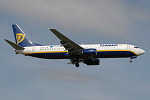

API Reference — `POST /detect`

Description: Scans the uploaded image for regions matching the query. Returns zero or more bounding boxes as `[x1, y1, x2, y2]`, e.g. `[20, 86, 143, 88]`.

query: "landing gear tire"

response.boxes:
[129, 59, 132, 63]
[75, 63, 79, 67]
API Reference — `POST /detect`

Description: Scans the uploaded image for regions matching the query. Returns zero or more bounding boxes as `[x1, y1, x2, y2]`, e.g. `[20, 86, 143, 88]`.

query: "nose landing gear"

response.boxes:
[129, 59, 132, 63]
[129, 56, 137, 63]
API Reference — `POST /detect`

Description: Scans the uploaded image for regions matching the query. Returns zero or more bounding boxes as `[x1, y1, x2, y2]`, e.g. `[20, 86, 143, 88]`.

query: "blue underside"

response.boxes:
[26, 51, 136, 59]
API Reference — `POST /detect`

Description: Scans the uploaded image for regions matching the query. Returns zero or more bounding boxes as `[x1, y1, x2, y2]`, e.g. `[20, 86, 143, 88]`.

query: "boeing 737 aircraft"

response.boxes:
[5, 24, 145, 67]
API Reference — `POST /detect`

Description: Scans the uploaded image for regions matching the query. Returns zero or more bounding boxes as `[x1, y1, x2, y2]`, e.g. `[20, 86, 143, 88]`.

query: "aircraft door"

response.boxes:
[32, 47, 35, 52]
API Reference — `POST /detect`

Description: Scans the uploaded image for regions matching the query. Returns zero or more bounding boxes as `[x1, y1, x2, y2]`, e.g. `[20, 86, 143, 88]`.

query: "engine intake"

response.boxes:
[82, 49, 97, 56]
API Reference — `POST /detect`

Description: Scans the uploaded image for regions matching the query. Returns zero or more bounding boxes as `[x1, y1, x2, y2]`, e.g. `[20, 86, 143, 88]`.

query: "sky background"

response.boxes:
[0, 0, 150, 100]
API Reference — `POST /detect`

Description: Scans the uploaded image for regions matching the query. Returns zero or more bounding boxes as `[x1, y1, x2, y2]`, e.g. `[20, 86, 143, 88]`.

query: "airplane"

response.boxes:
[5, 24, 145, 67]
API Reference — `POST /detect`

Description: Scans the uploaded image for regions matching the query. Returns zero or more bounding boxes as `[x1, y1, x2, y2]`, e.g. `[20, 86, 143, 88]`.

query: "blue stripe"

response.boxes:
[26, 51, 136, 59]
[97, 51, 136, 58]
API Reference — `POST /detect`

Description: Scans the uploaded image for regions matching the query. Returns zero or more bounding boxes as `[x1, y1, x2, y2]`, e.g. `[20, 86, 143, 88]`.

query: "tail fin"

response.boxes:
[12, 24, 33, 47]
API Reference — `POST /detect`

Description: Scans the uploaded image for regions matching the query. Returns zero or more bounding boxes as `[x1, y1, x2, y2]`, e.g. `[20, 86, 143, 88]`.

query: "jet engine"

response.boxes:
[84, 58, 100, 65]
[82, 49, 97, 56]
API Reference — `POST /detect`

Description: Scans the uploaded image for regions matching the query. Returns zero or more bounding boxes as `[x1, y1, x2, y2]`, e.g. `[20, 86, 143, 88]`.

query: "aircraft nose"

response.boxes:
[140, 49, 145, 55]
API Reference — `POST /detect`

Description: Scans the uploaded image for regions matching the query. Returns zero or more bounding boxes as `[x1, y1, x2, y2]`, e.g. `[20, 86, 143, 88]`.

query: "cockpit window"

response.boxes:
[134, 46, 139, 48]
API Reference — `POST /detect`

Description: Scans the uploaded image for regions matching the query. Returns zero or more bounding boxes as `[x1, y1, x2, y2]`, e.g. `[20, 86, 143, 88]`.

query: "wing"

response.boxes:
[49, 29, 83, 55]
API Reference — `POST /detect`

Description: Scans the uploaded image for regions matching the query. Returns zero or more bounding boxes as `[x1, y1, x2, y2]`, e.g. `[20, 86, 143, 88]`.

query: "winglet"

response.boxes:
[5, 39, 24, 50]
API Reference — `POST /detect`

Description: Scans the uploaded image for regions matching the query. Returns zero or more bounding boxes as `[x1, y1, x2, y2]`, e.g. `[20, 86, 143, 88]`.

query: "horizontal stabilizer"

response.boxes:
[5, 39, 24, 50]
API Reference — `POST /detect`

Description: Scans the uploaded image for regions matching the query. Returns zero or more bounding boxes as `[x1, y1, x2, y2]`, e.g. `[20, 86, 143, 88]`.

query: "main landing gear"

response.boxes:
[75, 63, 79, 67]
[69, 58, 80, 67]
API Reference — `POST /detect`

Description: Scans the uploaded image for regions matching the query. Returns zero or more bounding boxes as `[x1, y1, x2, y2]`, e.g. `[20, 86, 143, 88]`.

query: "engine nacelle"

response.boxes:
[82, 49, 97, 56]
[84, 58, 100, 65]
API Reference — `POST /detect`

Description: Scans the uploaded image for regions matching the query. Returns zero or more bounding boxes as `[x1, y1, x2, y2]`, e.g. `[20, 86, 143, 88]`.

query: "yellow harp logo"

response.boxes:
[16, 33, 25, 45]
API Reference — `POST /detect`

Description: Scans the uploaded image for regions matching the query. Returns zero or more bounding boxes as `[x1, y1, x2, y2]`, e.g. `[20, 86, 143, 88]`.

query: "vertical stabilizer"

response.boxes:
[12, 24, 33, 47]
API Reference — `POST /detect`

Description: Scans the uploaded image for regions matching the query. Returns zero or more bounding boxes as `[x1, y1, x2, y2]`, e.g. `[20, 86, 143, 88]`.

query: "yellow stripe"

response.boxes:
[24, 51, 68, 55]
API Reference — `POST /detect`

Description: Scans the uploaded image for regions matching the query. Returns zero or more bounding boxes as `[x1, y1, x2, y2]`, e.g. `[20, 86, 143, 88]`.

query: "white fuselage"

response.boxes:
[16, 44, 145, 59]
